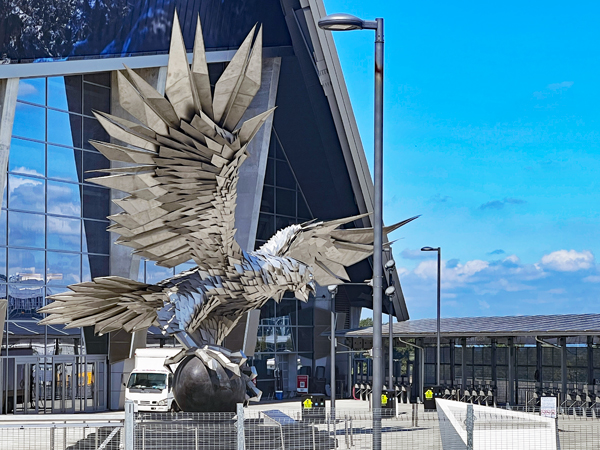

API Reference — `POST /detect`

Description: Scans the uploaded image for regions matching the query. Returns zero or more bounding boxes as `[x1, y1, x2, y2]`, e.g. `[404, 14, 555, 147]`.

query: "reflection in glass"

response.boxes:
[47, 180, 81, 217]
[8, 174, 45, 212]
[82, 254, 109, 281]
[83, 83, 110, 116]
[47, 216, 81, 252]
[260, 186, 274, 213]
[276, 188, 295, 217]
[48, 76, 82, 113]
[48, 146, 80, 182]
[82, 220, 108, 254]
[82, 117, 108, 150]
[9, 211, 45, 248]
[256, 214, 274, 241]
[82, 151, 109, 178]
[8, 285, 44, 320]
[8, 248, 45, 284]
[47, 252, 80, 286]
[12, 103, 45, 141]
[17, 78, 46, 105]
[82, 186, 109, 220]
[8, 138, 45, 177]
[144, 260, 174, 284]
[47, 110, 82, 148]
[175, 260, 196, 274]
[0, 209, 7, 246]
[0, 247, 5, 281]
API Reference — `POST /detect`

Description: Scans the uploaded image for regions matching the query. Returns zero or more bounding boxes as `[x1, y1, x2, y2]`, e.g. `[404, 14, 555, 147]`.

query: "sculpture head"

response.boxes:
[294, 268, 316, 302]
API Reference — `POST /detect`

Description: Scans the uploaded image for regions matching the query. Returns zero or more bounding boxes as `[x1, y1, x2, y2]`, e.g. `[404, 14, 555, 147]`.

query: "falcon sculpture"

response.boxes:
[38, 13, 417, 411]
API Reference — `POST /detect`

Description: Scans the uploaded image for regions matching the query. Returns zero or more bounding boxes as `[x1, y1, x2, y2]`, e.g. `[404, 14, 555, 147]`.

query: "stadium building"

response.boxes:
[0, 0, 409, 413]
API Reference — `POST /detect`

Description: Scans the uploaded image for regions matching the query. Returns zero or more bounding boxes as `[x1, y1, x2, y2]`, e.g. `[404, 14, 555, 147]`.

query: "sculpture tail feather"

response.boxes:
[39, 276, 163, 335]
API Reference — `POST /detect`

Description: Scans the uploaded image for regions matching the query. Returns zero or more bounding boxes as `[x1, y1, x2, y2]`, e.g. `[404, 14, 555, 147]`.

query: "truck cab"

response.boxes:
[125, 348, 181, 412]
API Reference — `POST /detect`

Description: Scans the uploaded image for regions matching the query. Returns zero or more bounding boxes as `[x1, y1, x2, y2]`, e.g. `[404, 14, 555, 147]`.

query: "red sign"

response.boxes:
[297, 375, 309, 393]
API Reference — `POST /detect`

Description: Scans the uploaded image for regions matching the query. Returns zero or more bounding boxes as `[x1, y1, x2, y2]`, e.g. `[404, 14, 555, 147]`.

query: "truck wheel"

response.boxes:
[169, 401, 180, 413]
[7, 399, 14, 414]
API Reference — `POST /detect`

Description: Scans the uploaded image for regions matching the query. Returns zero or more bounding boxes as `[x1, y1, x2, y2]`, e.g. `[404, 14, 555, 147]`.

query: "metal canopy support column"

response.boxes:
[461, 338, 467, 390]
[508, 338, 515, 406]
[561, 337, 567, 400]
[587, 336, 594, 386]
[449, 340, 455, 387]
[491, 340, 497, 391]
[536, 340, 543, 390]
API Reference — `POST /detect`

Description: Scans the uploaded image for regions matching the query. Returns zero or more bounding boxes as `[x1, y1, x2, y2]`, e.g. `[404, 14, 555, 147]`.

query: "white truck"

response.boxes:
[125, 347, 182, 412]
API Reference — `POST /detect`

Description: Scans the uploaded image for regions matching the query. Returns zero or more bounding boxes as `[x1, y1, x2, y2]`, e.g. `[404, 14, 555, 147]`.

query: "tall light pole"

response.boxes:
[318, 14, 385, 450]
[327, 284, 338, 416]
[421, 246, 441, 386]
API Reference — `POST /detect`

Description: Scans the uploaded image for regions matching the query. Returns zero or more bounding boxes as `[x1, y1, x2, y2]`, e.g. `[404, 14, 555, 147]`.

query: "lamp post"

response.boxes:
[421, 246, 441, 386]
[318, 14, 385, 450]
[327, 284, 338, 416]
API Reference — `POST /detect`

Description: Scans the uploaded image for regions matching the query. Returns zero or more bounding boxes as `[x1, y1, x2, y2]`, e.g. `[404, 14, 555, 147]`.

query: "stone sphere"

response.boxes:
[172, 355, 247, 412]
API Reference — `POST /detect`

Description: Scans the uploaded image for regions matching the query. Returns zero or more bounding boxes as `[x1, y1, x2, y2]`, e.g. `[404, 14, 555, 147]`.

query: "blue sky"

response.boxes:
[322, 0, 600, 319]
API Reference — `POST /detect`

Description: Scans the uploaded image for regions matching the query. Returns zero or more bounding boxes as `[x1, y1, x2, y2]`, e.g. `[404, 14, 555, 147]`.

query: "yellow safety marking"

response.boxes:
[303, 398, 313, 409]
[381, 394, 388, 406]
[425, 389, 434, 400]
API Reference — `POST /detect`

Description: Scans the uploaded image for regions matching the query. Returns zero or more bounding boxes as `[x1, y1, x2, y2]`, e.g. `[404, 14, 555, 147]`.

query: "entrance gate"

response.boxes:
[0, 355, 107, 414]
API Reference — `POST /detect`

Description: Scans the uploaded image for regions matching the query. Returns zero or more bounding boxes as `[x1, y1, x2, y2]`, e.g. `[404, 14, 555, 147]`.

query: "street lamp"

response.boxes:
[421, 246, 441, 386]
[327, 284, 338, 415]
[318, 13, 385, 450]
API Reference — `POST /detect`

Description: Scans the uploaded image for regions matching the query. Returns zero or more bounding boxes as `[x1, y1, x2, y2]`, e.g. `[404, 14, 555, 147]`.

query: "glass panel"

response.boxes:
[298, 327, 312, 351]
[276, 216, 295, 231]
[8, 138, 45, 177]
[175, 260, 196, 274]
[82, 254, 109, 281]
[84, 73, 111, 87]
[297, 192, 311, 219]
[47, 252, 80, 286]
[260, 186, 274, 213]
[47, 110, 82, 148]
[48, 146, 80, 182]
[8, 287, 44, 320]
[82, 117, 109, 150]
[82, 220, 108, 254]
[0, 209, 6, 246]
[298, 303, 313, 326]
[48, 76, 82, 113]
[82, 151, 109, 178]
[82, 186, 109, 220]
[276, 188, 296, 217]
[277, 299, 297, 326]
[47, 180, 81, 217]
[144, 261, 174, 284]
[83, 83, 110, 116]
[8, 174, 45, 212]
[8, 211, 45, 248]
[264, 158, 274, 185]
[8, 248, 45, 284]
[47, 216, 81, 252]
[256, 214, 274, 241]
[0, 247, 5, 280]
[13, 102, 45, 141]
[275, 160, 296, 189]
[17, 78, 46, 105]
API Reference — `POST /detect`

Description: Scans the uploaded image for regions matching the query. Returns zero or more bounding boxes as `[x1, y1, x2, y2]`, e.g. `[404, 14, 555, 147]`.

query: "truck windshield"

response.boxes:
[127, 373, 167, 390]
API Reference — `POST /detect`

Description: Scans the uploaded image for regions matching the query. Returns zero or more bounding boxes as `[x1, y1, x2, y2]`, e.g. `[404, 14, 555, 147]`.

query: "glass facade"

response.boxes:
[1, 74, 112, 356]
[252, 129, 315, 397]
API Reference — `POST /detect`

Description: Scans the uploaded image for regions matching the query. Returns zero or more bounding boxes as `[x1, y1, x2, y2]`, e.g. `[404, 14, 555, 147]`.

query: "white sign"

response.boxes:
[540, 396, 557, 419]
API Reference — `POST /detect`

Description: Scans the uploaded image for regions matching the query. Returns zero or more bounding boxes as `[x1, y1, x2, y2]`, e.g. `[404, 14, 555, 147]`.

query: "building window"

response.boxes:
[1, 75, 111, 356]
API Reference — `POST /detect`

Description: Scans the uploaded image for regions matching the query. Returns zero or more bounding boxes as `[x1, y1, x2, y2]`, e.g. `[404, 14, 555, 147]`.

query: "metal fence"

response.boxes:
[1, 403, 600, 450]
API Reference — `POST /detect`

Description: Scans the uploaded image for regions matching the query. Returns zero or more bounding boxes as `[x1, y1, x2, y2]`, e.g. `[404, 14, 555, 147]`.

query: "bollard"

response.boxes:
[124, 399, 134, 450]
[236, 403, 245, 450]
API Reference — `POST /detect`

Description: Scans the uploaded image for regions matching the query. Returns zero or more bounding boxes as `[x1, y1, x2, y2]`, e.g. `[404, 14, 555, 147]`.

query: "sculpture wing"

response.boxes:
[270, 214, 419, 285]
[88, 13, 272, 270]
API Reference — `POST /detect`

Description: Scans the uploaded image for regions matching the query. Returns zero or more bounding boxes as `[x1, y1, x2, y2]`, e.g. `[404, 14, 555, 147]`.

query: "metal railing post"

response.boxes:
[236, 403, 245, 450]
[124, 399, 134, 450]
[466, 404, 474, 450]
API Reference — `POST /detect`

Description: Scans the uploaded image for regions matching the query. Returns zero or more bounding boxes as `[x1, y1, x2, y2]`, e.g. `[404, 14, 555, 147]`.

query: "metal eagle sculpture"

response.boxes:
[38, 13, 417, 411]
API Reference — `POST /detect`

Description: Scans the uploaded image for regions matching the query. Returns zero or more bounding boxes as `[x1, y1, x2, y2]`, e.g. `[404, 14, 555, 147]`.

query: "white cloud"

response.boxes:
[478, 300, 490, 309]
[539, 250, 594, 272]
[547, 81, 574, 91]
[8, 176, 42, 194]
[17, 81, 39, 98]
[584, 276, 600, 283]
